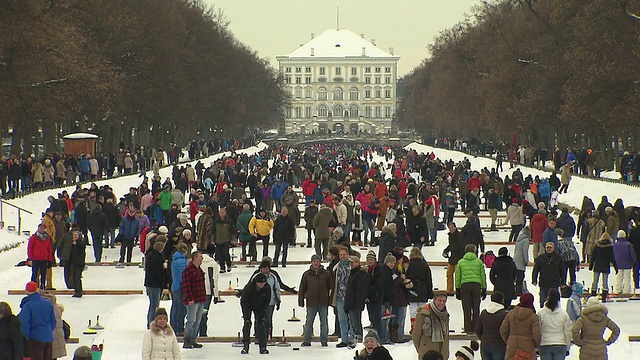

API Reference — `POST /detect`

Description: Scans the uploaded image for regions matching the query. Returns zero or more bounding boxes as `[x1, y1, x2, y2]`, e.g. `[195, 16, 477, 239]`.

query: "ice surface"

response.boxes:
[0, 142, 638, 359]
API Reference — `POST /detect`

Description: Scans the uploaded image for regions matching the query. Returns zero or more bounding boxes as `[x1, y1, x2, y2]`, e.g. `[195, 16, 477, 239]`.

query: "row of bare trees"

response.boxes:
[399, 0, 640, 164]
[0, 0, 286, 155]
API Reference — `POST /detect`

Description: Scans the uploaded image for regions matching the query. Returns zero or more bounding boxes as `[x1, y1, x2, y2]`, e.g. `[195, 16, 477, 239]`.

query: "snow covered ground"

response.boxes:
[0, 142, 638, 359]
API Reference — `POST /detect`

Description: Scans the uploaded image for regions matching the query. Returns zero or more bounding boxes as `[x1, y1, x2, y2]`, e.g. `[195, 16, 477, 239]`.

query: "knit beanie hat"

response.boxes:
[519, 292, 535, 310]
[311, 254, 322, 262]
[455, 340, 479, 360]
[155, 307, 168, 320]
[617, 229, 626, 239]
[255, 273, 267, 283]
[384, 253, 397, 265]
[366, 250, 377, 261]
[571, 282, 584, 295]
[586, 296, 600, 308]
[25, 281, 38, 294]
[363, 330, 381, 345]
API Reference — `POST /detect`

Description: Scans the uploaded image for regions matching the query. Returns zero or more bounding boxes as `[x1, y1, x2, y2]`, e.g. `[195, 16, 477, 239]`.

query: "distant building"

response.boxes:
[276, 28, 400, 135]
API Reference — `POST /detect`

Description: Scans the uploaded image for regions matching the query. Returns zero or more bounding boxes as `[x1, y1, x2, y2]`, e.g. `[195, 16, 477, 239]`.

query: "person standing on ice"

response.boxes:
[572, 297, 620, 360]
[27, 223, 54, 290]
[455, 244, 487, 333]
[181, 251, 205, 349]
[298, 254, 331, 347]
[142, 307, 181, 360]
[612, 230, 635, 296]
[240, 273, 271, 355]
[412, 290, 450, 360]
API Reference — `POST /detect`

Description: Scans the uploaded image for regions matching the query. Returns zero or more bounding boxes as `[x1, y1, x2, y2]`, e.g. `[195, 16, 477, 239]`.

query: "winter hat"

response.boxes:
[182, 229, 191, 237]
[512, 198, 518, 204]
[348, 255, 360, 263]
[586, 296, 600, 308]
[605, 206, 613, 213]
[25, 281, 38, 294]
[155, 307, 168, 320]
[571, 282, 584, 295]
[255, 273, 267, 283]
[498, 247, 508, 256]
[363, 330, 381, 345]
[310, 254, 322, 262]
[259, 257, 272, 269]
[158, 226, 168, 234]
[366, 250, 377, 261]
[455, 340, 479, 360]
[617, 230, 626, 239]
[384, 253, 397, 265]
[518, 293, 535, 310]
[354, 200, 361, 207]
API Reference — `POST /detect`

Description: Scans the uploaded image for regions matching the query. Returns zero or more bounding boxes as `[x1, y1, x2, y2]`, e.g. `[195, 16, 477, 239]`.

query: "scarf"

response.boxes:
[428, 301, 449, 343]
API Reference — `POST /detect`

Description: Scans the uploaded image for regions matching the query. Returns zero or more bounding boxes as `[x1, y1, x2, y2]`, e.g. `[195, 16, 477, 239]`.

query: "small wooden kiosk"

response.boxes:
[62, 133, 99, 157]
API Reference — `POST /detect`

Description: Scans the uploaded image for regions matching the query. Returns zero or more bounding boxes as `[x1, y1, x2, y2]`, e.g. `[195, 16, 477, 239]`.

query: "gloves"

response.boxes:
[455, 289, 461, 300]
[213, 297, 219, 304]
[235, 290, 243, 298]
[276, 302, 280, 311]
[481, 288, 487, 300]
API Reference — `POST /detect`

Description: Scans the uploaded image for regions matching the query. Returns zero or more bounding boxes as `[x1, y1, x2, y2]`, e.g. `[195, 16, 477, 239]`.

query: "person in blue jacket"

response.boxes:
[18, 281, 56, 360]
[270, 179, 288, 212]
[170, 243, 189, 336]
[118, 207, 140, 263]
[538, 179, 551, 208]
[78, 155, 91, 182]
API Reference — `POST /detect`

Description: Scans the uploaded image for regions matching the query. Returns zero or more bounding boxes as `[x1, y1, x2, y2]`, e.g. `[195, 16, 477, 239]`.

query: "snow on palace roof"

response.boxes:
[62, 132, 99, 140]
[283, 28, 395, 58]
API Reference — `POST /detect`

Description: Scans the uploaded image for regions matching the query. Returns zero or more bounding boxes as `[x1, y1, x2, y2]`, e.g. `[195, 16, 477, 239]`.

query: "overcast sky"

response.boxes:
[203, 0, 482, 76]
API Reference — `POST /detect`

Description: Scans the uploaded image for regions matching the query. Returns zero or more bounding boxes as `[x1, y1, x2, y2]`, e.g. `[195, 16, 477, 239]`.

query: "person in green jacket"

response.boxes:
[237, 205, 256, 262]
[455, 244, 487, 333]
[157, 185, 173, 216]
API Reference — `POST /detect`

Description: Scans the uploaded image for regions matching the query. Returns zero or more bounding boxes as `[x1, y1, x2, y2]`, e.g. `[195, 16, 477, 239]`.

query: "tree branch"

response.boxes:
[18, 78, 70, 87]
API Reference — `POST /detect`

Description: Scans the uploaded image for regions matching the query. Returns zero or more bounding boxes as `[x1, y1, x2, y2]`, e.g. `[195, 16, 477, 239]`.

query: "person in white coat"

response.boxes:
[199, 244, 221, 337]
[538, 288, 572, 360]
[142, 307, 181, 360]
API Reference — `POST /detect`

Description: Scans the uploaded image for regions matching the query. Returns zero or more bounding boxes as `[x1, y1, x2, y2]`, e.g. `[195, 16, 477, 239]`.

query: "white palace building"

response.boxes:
[277, 28, 400, 135]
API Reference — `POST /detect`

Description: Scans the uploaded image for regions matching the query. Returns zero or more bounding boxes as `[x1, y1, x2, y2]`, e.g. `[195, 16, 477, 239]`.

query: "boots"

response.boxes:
[183, 339, 193, 349]
[388, 323, 396, 343]
[241, 344, 249, 354]
[259, 347, 269, 354]
[601, 290, 609, 303]
[590, 289, 597, 298]
[393, 325, 408, 343]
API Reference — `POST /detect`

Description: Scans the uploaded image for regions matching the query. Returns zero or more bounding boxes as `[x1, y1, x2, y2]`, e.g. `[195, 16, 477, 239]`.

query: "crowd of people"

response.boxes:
[13, 139, 639, 359]
[0, 136, 257, 199]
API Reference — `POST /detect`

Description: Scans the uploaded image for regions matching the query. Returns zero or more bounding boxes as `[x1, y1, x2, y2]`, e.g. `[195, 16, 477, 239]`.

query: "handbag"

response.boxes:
[514, 349, 531, 360]
[560, 284, 572, 298]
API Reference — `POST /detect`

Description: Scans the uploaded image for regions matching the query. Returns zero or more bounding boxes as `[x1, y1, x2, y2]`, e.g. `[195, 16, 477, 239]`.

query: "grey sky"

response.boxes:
[204, 0, 482, 76]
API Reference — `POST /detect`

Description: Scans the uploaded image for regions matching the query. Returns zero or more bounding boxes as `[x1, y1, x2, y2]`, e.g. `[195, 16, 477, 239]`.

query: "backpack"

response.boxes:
[483, 250, 496, 268]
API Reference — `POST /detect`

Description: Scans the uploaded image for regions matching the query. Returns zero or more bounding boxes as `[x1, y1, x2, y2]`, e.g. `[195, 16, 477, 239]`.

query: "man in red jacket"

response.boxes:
[28, 223, 54, 290]
[182, 251, 206, 349]
[530, 206, 549, 260]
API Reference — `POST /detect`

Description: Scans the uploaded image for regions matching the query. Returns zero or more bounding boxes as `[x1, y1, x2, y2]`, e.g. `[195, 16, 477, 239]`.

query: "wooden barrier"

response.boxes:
[85, 262, 142, 267]
[177, 333, 478, 342]
[8, 289, 143, 296]
[66, 337, 80, 344]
